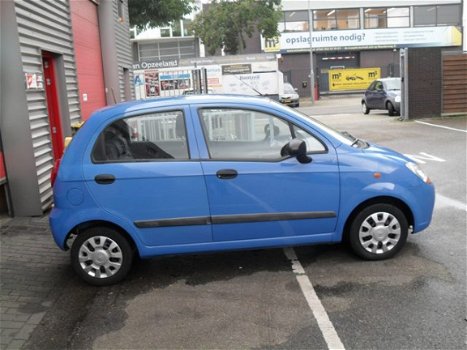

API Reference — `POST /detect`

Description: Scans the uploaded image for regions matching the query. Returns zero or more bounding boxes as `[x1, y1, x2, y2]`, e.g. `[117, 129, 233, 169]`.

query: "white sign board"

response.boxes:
[221, 72, 280, 95]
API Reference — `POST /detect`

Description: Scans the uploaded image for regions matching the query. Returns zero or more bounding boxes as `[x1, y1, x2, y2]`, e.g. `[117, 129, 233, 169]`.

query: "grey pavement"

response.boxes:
[0, 215, 69, 350]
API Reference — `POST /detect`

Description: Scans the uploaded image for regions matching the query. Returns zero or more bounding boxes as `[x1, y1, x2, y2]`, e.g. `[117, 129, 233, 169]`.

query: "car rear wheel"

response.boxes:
[362, 101, 370, 114]
[387, 101, 396, 116]
[71, 227, 134, 286]
[349, 204, 408, 260]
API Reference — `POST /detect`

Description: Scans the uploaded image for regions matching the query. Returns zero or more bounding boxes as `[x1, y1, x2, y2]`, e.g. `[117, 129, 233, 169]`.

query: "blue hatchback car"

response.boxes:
[50, 95, 435, 285]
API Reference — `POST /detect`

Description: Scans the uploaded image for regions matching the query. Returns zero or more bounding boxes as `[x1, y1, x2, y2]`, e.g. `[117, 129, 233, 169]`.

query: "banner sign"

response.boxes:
[222, 64, 252, 75]
[132, 59, 179, 70]
[262, 26, 462, 53]
[328, 68, 381, 91]
[25, 73, 44, 89]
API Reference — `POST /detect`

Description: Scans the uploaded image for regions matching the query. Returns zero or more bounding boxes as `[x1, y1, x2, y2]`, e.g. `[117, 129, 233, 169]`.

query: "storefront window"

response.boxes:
[364, 7, 409, 28]
[415, 5, 461, 26]
[313, 9, 359, 31]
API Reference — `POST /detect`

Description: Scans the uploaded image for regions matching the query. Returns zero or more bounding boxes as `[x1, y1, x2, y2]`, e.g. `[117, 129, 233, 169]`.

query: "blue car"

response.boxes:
[50, 95, 435, 285]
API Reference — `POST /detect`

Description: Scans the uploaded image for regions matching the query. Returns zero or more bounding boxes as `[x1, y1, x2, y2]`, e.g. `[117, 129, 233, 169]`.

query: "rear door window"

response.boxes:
[92, 110, 189, 162]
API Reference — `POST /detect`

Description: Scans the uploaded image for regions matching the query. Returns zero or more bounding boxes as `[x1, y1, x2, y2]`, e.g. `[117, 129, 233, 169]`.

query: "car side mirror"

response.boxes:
[281, 139, 312, 164]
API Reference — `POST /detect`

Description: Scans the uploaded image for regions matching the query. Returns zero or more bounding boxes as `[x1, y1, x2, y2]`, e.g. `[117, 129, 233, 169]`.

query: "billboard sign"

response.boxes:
[328, 68, 381, 91]
[262, 26, 462, 52]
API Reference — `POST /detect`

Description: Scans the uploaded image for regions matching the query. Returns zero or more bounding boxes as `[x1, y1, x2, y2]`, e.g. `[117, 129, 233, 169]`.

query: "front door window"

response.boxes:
[199, 108, 325, 161]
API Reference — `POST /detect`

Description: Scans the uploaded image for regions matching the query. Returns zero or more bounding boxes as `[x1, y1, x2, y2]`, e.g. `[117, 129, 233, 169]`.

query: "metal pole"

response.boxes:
[308, 0, 315, 103]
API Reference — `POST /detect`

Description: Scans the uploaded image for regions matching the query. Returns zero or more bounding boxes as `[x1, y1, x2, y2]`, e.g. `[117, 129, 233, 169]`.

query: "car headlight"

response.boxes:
[395, 96, 401, 103]
[406, 162, 431, 183]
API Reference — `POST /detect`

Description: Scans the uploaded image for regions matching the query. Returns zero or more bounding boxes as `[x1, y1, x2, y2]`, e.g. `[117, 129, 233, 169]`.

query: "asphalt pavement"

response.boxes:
[1, 97, 465, 350]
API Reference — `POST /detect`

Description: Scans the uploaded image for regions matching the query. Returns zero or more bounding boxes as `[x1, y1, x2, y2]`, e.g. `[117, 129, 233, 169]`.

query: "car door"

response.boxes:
[83, 106, 212, 247]
[374, 81, 387, 109]
[192, 105, 340, 242]
[365, 81, 377, 108]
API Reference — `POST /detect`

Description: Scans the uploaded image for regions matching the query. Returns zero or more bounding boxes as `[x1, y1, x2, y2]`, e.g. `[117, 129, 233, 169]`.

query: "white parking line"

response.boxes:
[283, 247, 345, 350]
[435, 193, 467, 212]
[415, 121, 467, 133]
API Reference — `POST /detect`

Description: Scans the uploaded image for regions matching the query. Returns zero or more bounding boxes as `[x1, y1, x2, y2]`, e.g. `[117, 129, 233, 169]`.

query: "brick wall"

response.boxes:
[407, 48, 442, 119]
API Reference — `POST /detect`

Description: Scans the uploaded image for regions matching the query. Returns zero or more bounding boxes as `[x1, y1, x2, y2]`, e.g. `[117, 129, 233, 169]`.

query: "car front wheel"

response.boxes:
[387, 101, 396, 116]
[362, 101, 370, 114]
[349, 204, 408, 260]
[71, 227, 134, 286]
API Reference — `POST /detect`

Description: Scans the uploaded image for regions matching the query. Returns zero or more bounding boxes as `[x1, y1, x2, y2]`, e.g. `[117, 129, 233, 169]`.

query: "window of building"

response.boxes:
[414, 5, 461, 26]
[138, 40, 197, 61]
[160, 28, 171, 37]
[182, 19, 193, 36]
[159, 41, 179, 58]
[199, 108, 325, 160]
[172, 20, 182, 37]
[313, 9, 359, 31]
[93, 111, 189, 162]
[364, 7, 409, 28]
[313, 10, 337, 31]
[282, 10, 309, 32]
[138, 42, 159, 60]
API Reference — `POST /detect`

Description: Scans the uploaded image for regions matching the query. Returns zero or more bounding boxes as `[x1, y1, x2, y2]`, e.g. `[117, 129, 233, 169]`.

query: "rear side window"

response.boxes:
[92, 111, 189, 162]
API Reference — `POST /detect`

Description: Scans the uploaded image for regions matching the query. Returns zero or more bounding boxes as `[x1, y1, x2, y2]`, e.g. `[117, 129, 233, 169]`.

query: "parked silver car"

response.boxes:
[279, 82, 300, 107]
[362, 78, 401, 116]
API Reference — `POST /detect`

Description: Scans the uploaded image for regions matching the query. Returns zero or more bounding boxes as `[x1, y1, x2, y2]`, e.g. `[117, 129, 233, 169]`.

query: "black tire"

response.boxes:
[71, 226, 134, 286]
[387, 101, 396, 116]
[362, 101, 370, 114]
[349, 204, 408, 260]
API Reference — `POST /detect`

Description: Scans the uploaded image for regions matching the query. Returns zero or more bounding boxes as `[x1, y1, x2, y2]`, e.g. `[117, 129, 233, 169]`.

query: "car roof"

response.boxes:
[88, 94, 278, 121]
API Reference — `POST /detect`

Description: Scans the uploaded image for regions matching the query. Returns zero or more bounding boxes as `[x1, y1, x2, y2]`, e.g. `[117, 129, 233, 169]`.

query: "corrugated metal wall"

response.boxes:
[14, 0, 80, 210]
[113, 0, 134, 101]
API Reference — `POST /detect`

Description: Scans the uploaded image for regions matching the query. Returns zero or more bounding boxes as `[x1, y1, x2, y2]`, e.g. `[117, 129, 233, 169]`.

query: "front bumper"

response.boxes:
[279, 98, 299, 106]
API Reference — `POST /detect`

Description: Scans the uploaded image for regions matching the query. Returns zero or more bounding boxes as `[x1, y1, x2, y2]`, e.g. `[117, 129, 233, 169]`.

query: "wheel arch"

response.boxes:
[342, 196, 414, 242]
[65, 220, 139, 256]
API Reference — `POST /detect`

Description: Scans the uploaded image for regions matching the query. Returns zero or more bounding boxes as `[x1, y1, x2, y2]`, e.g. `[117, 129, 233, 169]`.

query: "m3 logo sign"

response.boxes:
[263, 37, 280, 52]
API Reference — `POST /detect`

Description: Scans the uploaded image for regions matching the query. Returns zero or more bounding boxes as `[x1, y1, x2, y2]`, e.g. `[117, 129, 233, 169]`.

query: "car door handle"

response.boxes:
[216, 169, 238, 179]
[95, 174, 115, 185]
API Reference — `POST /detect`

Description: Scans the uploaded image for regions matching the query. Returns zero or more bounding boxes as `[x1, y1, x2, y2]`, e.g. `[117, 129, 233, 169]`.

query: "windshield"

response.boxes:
[385, 79, 401, 91]
[288, 107, 359, 146]
[283, 83, 295, 94]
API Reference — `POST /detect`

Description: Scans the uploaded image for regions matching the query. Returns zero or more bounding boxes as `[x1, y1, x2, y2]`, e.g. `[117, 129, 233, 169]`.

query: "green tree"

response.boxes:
[129, 0, 195, 30]
[191, 0, 281, 56]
